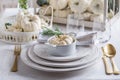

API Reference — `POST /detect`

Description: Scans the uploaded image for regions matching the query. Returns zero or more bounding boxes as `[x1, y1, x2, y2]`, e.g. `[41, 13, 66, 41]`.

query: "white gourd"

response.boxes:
[108, 9, 114, 19]
[21, 15, 41, 32]
[16, 12, 25, 27]
[90, 14, 103, 23]
[68, 0, 91, 14]
[73, 13, 84, 19]
[88, 0, 104, 15]
[54, 9, 71, 18]
[49, 35, 73, 45]
[73, 12, 92, 21]
[49, 0, 68, 10]
[64, 36, 73, 44]
[82, 12, 93, 21]
[41, 18, 49, 28]
[16, 11, 32, 28]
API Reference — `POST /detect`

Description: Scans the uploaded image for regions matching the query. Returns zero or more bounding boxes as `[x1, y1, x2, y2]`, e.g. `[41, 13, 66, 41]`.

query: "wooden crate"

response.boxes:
[34, 0, 120, 28]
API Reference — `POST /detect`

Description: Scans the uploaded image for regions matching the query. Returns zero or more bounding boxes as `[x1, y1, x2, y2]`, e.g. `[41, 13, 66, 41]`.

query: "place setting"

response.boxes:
[0, 0, 120, 78]
[21, 34, 101, 72]
[0, 4, 112, 73]
[20, 12, 102, 72]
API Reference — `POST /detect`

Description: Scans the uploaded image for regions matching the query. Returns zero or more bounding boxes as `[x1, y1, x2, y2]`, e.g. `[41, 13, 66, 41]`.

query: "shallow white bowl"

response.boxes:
[47, 36, 76, 57]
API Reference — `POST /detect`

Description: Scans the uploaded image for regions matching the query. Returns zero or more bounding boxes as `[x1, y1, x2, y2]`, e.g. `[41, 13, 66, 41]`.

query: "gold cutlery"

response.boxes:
[101, 47, 113, 75]
[103, 44, 120, 75]
[11, 45, 21, 72]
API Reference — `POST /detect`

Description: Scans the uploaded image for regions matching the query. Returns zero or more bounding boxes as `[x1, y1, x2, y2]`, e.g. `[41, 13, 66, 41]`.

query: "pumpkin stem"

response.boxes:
[29, 19, 33, 22]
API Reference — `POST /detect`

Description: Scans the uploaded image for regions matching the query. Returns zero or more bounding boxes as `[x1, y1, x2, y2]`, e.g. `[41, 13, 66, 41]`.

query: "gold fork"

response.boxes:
[11, 45, 21, 72]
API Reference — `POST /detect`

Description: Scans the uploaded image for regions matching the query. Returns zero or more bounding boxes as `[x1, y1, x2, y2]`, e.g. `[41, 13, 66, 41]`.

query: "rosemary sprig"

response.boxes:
[19, 0, 28, 9]
[42, 27, 63, 36]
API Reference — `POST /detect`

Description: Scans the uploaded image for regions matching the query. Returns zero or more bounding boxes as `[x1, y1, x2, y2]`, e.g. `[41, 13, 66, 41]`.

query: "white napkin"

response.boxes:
[76, 32, 97, 45]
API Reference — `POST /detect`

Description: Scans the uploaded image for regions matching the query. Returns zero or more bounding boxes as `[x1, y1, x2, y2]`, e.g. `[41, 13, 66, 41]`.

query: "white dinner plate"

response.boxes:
[28, 46, 99, 68]
[33, 44, 95, 62]
[21, 48, 101, 72]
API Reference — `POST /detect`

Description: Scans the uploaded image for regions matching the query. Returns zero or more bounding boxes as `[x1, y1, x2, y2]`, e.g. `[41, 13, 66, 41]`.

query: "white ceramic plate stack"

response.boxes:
[21, 43, 101, 72]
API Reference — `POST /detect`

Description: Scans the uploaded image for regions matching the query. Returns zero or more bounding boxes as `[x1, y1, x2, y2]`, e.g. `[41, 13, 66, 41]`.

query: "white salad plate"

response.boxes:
[28, 46, 100, 68]
[33, 44, 95, 62]
[21, 48, 101, 72]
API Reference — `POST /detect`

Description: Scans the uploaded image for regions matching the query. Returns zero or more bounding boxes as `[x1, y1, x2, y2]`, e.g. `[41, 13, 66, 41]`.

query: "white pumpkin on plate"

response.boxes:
[49, 0, 68, 10]
[21, 15, 41, 32]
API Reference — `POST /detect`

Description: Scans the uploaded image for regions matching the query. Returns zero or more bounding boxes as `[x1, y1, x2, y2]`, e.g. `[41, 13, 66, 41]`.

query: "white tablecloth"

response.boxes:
[0, 8, 120, 80]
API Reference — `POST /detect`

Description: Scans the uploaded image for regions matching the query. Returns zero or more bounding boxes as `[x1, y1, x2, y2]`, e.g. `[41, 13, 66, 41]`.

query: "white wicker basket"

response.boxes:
[0, 30, 39, 45]
[0, 16, 39, 44]
[0, 6, 53, 45]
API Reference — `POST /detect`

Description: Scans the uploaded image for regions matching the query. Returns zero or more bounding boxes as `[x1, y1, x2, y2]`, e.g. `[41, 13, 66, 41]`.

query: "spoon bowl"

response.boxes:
[103, 44, 116, 57]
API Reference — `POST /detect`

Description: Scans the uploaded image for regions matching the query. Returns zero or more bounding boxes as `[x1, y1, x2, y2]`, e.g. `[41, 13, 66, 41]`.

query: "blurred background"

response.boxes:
[0, 0, 18, 11]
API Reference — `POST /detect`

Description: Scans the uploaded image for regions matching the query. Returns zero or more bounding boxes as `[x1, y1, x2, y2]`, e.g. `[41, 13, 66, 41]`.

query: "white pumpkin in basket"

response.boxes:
[68, 0, 91, 13]
[16, 11, 32, 27]
[16, 12, 25, 27]
[49, 0, 68, 10]
[7, 22, 23, 32]
[21, 15, 41, 32]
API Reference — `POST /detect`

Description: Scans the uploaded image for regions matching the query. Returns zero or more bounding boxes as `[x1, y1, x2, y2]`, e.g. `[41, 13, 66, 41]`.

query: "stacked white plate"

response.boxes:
[21, 43, 101, 72]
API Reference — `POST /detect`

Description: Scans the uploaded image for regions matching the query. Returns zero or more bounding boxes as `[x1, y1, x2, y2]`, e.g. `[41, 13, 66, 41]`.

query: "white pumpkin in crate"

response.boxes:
[68, 0, 91, 13]
[54, 9, 71, 18]
[88, 0, 104, 15]
[82, 12, 93, 21]
[90, 14, 104, 23]
[49, 0, 68, 10]
[21, 15, 41, 32]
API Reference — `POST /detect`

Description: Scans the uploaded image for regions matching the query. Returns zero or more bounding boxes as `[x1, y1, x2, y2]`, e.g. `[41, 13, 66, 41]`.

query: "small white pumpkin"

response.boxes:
[21, 15, 41, 32]
[54, 9, 71, 18]
[41, 18, 49, 28]
[90, 14, 103, 23]
[68, 0, 91, 14]
[73, 13, 84, 19]
[16, 11, 32, 28]
[49, 0, 68, 10]
[82, 12, 93, 21]
[49, 35, 74, 46]
[88, 0, 104, 15]
[73, 12, 92, 21]
[108, 9, 114, 19]
[16, 12, 25, 27]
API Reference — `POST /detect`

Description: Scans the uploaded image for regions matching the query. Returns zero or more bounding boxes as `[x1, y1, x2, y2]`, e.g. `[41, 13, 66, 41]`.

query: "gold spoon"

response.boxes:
[103, 44, 120, 75]
[101, 47, 113, 75]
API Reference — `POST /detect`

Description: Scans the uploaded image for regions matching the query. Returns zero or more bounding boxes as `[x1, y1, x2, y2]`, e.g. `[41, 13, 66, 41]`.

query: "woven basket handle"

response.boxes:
[43, 6, 53, 28]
